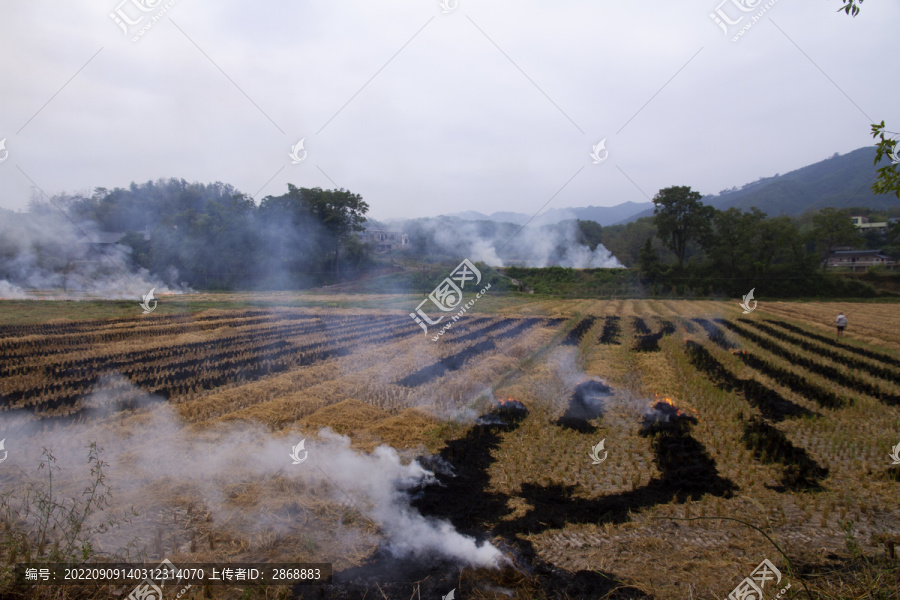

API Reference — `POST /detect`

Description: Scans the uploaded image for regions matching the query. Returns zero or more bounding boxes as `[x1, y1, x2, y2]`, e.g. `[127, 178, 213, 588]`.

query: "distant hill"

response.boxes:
[619, 146, 896, 223]
[431, 147, 894, 228]
[446, 201, 652, 227]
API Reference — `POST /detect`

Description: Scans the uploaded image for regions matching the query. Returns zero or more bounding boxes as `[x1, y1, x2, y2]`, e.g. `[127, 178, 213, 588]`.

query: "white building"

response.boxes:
[849, 215, 890, 231]
[826, 249, 897, 271]
[357, 227, 409, 253]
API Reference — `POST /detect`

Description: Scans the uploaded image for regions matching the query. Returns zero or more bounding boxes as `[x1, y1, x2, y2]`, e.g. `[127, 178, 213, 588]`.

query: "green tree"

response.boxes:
[706, 207, 766, 272]
[652, 185, 714, 267]
[753, 216, 804, 270]
[257, 193, 321, 287]
[575, 219, 603, 251]
[342, 234, 371, 272]
[287, 185, 369, 278]
[637, 237, 661, 280]
[600, 217, 659, 267]
[810, 207, 863, 268]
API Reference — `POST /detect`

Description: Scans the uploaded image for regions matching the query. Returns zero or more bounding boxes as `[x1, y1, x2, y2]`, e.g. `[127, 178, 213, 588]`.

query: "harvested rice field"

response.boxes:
[0, 295, 898, 599]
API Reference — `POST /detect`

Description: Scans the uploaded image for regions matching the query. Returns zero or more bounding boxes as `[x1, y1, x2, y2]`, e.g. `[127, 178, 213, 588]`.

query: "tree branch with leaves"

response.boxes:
[838, 0, 864, 16]
[871, 122, 900, 198]
[836, 1, 900, 198]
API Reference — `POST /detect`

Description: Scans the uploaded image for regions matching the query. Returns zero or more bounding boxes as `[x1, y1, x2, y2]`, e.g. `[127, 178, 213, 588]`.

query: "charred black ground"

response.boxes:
[396, 318, 545, 387]
[563, 316, 597, 346]
[684, 340, 815, 422]
[683, 340, 829, 492]
[554, 379, 612, 433]
[722, 319, 897, 407]
[631, 317, 651, 335]
[633, 318, 676, 352]
[693, 318, 738, 350]
[312, 399, 649, 599]
[493, 401, 735, 534]
[599, 315, 622, 345]
[395, 396, 731, 599]
[741, 415, 829, 490]
[765, 319, 900, 368]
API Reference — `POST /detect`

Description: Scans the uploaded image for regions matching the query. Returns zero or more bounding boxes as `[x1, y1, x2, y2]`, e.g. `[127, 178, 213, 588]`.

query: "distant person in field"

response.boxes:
[834, 312, 848, 339]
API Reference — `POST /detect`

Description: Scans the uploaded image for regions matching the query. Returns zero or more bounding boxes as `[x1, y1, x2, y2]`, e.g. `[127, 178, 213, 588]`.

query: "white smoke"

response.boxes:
[428, 219, 504, 265]
[505, 221, 622, 268]
[398, 217, 623, 268]
[0, 279, 27, 299]
[0, 208, 186, 300]
[0, 377, 503, 568]
[312, 429, 503, 566]
[469, 237, 504, 266]
[539, 346, 642, 428]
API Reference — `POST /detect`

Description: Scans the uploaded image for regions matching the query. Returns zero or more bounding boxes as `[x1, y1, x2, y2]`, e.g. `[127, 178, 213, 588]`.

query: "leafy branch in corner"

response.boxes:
[871, 121, 900, 199]
[837, 3, 900, 199]
[838, 0, 864, 17]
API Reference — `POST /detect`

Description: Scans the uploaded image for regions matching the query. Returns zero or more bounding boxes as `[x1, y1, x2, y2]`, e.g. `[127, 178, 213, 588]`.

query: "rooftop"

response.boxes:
[829, 250, 889, 256]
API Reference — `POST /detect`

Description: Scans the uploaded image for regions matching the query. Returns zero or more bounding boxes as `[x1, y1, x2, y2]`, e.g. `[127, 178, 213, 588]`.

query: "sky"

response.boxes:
[0, 0, 896, 222]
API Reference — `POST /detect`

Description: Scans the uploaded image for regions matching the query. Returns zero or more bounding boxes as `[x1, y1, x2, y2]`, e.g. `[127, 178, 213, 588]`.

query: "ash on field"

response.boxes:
[0, 298, 898, 600]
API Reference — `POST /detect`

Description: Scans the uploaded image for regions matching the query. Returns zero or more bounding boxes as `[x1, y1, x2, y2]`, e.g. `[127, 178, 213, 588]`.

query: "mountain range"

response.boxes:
[448, 201, 652, 227]
[444, 146, 895, 226]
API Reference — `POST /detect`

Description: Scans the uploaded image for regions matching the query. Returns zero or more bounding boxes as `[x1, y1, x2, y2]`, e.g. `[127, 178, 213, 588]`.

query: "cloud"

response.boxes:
[0, 1, 896, 219]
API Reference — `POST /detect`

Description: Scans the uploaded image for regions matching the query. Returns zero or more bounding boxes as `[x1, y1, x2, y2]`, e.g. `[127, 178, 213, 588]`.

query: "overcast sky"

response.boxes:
[0, 1, 896, 221]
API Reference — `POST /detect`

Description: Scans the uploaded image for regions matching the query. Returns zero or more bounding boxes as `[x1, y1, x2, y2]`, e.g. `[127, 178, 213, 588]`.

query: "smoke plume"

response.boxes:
[397, 217, 623, 268]
[0, 207, 183, 299]
[0, 377, 502, 568]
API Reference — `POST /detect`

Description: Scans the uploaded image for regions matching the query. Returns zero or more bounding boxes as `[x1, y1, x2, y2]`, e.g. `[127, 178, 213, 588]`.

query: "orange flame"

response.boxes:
[648, 394, 699, 421]
[495, 397, 522, 407]
[658, 396, 683, 415]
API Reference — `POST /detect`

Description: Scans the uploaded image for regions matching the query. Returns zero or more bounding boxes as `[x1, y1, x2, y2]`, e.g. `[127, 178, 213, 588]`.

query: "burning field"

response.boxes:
[0, 297, 899, 599]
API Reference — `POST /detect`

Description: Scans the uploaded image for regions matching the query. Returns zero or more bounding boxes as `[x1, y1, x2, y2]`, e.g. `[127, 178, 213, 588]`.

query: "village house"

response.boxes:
[825, 249, 897, 271]
[357, 226, 409, 253]
[849, 215, 891, 231]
